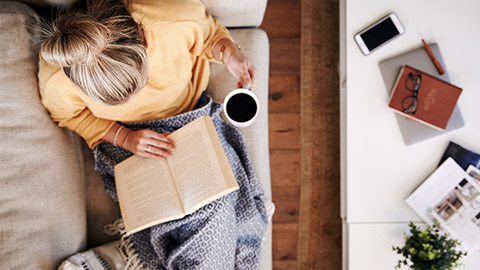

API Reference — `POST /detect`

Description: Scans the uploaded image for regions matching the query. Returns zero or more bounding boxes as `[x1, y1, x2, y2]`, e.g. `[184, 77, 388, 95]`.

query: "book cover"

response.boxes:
[379, 43, 465, 145]
[388, 65, 462, 130]
[439, 141, 480, 170]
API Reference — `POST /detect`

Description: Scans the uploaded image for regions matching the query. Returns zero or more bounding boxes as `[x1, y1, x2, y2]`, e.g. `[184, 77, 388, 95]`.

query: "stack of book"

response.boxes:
[406, 142, 480, 251]
[379, 43, 465, 145]
[388, 65, 462, 130]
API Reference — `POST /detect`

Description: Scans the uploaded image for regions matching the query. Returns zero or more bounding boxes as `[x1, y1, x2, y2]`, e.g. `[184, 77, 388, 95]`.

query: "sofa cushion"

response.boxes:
[0, 2, 87, 269]
[82, 140, 122, 248]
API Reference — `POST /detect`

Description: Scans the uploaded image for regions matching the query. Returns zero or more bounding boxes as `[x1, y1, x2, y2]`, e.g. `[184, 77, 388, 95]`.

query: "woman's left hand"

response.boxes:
[222, 42, 258, 90]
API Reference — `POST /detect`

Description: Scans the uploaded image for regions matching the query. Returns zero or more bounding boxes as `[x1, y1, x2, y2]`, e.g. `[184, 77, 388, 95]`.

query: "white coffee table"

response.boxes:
[340, 0, 480, 269]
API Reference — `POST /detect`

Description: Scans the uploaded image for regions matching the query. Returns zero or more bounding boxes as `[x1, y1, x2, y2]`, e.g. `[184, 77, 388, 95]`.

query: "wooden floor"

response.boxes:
[259, 0, 341, 269]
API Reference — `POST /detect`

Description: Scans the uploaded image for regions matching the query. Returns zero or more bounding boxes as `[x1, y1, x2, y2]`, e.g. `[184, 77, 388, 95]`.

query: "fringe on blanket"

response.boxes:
[57, 220, 139, 270]
[101, 202, 275, 270]
[104, 219, 143, 270]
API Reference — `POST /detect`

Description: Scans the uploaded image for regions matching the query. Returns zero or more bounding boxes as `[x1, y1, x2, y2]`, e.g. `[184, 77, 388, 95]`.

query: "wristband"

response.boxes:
[112, 126, 124, 147]
[120, 129, 131, 148]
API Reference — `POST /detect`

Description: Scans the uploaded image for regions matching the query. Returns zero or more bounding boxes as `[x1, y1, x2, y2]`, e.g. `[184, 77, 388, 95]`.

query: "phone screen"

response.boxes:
[360, 17, 399, 51]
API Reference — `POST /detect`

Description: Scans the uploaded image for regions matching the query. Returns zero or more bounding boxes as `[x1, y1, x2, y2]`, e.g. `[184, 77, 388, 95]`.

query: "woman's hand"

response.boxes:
[122, 129, 175, 160]
[220, 41, 258, 90]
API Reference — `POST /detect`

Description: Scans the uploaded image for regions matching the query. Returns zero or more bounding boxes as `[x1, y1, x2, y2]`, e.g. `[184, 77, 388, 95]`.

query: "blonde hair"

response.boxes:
[40, 0, 148, 105]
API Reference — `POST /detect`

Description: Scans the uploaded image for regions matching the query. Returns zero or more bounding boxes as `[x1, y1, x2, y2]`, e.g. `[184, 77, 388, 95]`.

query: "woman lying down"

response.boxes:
[38, 0, 270, 268]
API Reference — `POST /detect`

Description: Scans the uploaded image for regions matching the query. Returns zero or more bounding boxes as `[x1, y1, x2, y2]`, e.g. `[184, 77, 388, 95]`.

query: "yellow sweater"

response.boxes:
[38, 0, 232, 148]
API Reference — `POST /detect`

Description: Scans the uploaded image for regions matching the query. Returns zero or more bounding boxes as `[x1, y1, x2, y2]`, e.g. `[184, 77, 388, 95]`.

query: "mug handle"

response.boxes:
[242, 83, 250, 90]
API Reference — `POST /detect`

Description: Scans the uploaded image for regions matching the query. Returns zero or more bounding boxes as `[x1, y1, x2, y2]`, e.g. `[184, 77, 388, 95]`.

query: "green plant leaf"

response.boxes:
[393, 221, 467, 269]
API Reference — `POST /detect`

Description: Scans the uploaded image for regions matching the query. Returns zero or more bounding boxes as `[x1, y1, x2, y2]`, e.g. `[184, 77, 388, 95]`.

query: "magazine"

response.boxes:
[406, 157, 480, 251]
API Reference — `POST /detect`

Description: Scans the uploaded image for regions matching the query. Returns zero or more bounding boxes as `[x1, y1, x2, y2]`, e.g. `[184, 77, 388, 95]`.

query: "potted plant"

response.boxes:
[392, 221, 467, 270]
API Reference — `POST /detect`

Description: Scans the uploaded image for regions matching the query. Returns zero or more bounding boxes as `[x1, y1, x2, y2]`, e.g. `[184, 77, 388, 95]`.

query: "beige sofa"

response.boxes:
[0, 0, 272, 269]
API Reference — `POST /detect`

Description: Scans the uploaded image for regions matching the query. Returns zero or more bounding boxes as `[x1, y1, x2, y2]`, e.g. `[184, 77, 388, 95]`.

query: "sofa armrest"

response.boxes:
[207, 29, 271, 200]
[206, 29, 272, 269]
[201, 0, 268, 28]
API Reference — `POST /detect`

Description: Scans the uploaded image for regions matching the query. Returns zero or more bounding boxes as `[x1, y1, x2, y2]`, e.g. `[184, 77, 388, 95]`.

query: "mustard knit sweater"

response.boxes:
[38, 0, 232, 147]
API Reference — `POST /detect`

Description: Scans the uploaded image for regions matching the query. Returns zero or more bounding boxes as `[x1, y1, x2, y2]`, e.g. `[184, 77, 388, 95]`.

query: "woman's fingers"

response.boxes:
[137, 142, 172, 160]
[224, 47, 258, 91]
[144, 130, 175, 149]
[236, 65, 257, 90]
[146, 140, 175, 157]
[142, 144, 173, 160]
[143, 130, 175, 159]
[237, 64, 257, 90]
[123, 129, 176, 160]
[248, 65, 258, 90]
[148, 138, 175, 151]
[239, 59, 258, 90]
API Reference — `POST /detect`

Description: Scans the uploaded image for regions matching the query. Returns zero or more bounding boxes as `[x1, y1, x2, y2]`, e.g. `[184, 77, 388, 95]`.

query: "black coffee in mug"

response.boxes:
[226, 93, 257, 122]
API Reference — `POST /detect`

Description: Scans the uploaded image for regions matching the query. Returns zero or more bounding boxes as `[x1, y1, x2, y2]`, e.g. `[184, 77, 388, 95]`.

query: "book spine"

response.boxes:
[389, 109, 445, 131]
[387, 66, 406, 105]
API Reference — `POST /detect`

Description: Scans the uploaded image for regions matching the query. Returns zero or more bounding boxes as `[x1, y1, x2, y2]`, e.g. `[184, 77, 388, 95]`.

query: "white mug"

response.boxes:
[223, 87, 259, 128]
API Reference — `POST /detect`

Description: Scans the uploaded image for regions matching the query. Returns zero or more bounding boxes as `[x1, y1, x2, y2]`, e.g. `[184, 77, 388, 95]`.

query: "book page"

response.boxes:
[406, 158, 480, 251]
[114, 156, 184, 234]
[167, 117, 238, 212]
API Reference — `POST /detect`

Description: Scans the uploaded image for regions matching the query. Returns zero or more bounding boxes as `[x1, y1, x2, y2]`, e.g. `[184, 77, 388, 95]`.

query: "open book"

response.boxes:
[406, 157, 480, 251]
[114, 116, 239, 235]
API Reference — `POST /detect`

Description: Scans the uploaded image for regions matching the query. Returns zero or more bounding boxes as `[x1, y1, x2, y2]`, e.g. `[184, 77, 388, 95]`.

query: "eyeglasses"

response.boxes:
[402, 73, 422, 115]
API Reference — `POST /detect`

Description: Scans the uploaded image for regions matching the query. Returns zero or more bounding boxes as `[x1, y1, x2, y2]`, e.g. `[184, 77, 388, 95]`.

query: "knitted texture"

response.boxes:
[93, 98, 268, 269]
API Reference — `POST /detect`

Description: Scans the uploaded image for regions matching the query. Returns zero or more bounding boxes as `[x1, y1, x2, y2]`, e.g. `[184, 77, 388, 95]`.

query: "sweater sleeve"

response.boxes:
[200, 16, 234, 63]
[38, 60, 116, 148]
[53, 107, 116, 148]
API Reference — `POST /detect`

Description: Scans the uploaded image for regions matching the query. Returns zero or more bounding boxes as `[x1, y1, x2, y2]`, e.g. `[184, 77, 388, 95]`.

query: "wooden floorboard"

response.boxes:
[271, 184, 299, 224]
[269, 113, 301, 150]
[270, 149, 301, 186]
[261, 1, 302, 267]
[261, 0, 300, 39]
[269, 39, 301, 74]
[269, 73, 300, 113]
[273, 223, 299, 261]
[260, 0, 341, 268]
[298, 0, 342, 270]
[273, 260, 298, 270]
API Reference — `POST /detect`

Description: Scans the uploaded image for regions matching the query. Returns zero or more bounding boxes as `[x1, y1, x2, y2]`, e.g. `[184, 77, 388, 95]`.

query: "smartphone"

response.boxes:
[354, 13, 404, 55]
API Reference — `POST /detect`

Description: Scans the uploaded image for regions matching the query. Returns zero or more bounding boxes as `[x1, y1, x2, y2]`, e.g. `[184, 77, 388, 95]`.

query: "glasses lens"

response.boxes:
[402, 96, 417, 114]
[406, 73, 421, 91]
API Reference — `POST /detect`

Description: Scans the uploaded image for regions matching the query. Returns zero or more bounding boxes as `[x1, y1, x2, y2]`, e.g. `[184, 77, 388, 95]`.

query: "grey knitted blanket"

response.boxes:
[93, 98, 268, 269]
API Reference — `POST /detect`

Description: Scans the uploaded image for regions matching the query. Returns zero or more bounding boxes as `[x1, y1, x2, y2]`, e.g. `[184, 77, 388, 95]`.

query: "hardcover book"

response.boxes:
[388, 65, 462, 130]
[439, 141, 480, 170]
[379, 43, 465, 145]
[114, 116, 239, 235]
